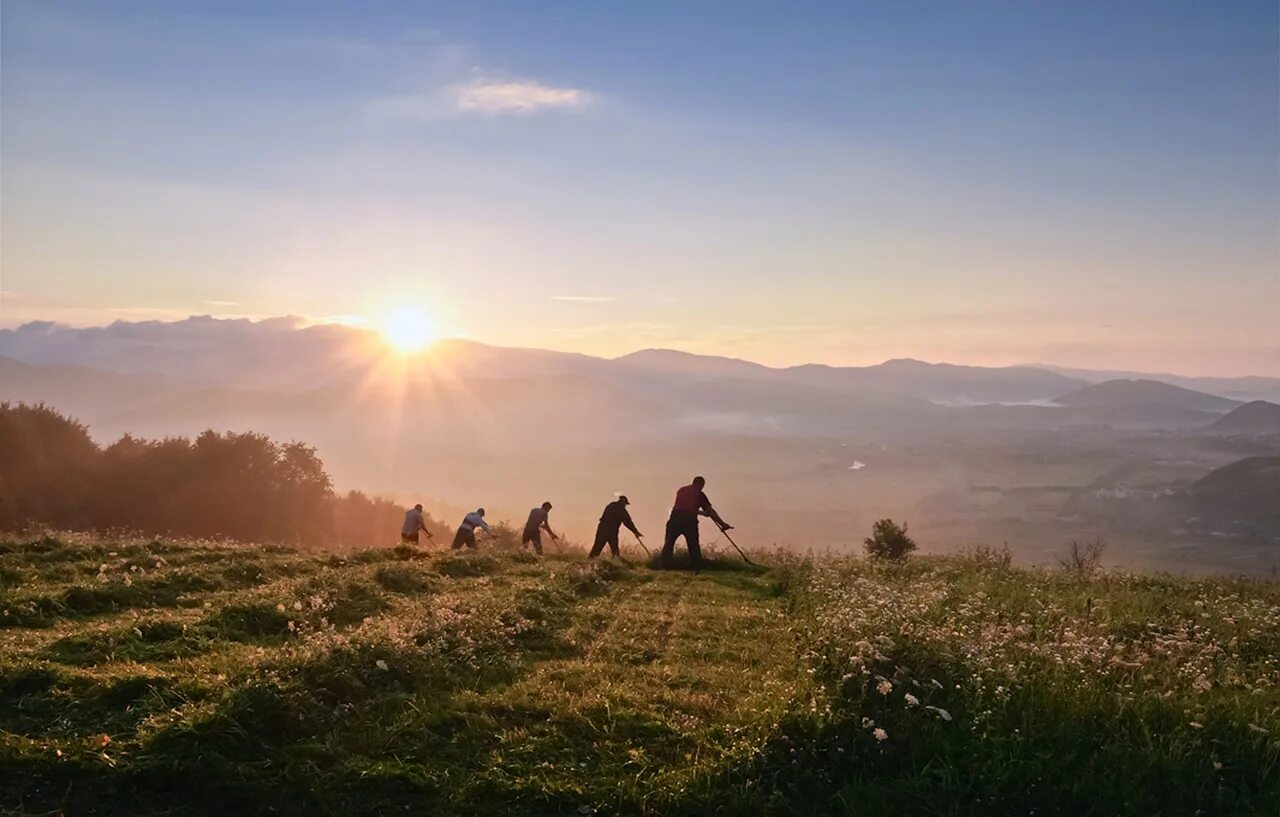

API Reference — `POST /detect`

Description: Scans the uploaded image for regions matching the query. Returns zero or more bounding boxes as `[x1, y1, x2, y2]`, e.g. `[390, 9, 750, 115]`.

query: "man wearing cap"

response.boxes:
[660, 476, 731, 568]
[590, 495, 643, 559]
[401, 503, 434, 546]
[522, 501, 559, 555]
[451, 508, 492, 550]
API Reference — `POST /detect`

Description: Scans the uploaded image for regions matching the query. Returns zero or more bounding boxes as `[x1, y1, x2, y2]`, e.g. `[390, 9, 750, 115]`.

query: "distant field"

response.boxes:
[1, 534, 1277, 815]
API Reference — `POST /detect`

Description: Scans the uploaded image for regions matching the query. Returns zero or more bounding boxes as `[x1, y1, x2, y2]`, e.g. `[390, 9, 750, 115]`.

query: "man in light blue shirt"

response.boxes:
[451, 508, 492, 550]
[401, 504, 434, 546]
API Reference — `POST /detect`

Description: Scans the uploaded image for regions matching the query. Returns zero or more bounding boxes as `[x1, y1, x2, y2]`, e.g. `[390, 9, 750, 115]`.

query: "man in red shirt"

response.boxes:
[660, 475, 732, 568]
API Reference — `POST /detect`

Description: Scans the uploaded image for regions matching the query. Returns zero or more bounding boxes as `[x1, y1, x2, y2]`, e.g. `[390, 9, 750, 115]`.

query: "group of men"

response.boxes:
[399, 476, 733, 568]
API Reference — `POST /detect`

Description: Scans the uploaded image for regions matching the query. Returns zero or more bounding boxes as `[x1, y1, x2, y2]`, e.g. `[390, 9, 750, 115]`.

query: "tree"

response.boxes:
[863, 518, 916, 561]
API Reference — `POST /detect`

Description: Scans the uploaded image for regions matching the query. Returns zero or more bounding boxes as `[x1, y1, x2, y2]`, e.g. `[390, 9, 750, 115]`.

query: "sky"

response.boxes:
[2, 1, 1278, 376]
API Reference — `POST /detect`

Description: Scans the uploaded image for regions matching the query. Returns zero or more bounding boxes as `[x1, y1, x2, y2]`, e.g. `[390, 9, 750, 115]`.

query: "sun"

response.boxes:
[381, 306, 437, 353]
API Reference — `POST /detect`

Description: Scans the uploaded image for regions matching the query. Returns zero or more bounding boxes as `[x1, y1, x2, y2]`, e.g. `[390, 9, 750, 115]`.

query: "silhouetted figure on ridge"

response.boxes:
[451, 508, 491, 550]
[660, 476, 732, 569]
[522, 501, 558, 555]
[590, 495, 642, 559]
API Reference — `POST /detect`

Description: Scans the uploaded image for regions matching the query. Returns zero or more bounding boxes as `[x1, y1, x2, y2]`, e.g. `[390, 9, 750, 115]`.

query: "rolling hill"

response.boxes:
[1052, 379, 1240, 413]
[1206, 400, 1280, 434]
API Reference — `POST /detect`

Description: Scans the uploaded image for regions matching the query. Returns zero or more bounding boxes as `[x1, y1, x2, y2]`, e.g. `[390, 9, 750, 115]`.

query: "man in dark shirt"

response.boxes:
[522, 501, 558, 555]
[590, 495, 643, 559]
[661, 475, 732, 568]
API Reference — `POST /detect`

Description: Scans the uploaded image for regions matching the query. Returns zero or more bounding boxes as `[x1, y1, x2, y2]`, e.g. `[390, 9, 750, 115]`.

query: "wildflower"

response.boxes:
[375, 659, 389, 672]
[861, 717, 875, 729]
[904, 693, 919, 707]
[294, 601, 304, 611]
[873, 728, 888, 741]
[276, 603, 286, 612]
[876, 679, 893, 695]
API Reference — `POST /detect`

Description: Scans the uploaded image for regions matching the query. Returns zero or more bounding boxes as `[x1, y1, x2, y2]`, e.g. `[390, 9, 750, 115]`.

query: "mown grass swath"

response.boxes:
[2, 533, 1276, 815]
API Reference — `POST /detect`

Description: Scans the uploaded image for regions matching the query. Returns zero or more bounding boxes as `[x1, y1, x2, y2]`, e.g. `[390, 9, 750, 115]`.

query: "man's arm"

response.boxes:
[622, 510, 642, 538]
[541, 519, 558, 540]
[699, 495, 732, 530]
[419, 518, 434, 538]
[478, 519, 492, 534]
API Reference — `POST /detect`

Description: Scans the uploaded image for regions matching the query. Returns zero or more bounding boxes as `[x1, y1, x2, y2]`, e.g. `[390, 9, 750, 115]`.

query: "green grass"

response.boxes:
[0, 534, 1276, 815]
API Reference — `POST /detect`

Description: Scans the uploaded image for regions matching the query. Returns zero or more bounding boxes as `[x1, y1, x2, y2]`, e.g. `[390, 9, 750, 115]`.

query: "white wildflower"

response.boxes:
[873, 728, 888, 741]
[375, 659, 389, 672]
[904, 693, 920, 707]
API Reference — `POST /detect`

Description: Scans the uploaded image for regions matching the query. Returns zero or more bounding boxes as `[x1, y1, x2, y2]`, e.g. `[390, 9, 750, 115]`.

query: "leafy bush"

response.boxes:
[863, 518, 916, 561]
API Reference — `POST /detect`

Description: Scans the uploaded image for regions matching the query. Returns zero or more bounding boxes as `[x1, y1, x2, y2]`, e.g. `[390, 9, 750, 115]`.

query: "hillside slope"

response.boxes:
[1207, 401, 1280, 434]
[1053, 378, 1240, 412]
[2, 534, 1276, 815]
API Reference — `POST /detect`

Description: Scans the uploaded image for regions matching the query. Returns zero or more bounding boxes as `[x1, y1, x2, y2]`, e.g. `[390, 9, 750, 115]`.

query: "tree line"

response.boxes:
[0, 402, 442, 546]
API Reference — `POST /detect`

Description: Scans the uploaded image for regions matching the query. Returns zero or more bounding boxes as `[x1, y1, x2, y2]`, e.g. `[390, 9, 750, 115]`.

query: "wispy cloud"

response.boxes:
[204, 299, 240, 307]
[551, 295, 614, 303]
[311, 314, 368, 327]
[455, 78, 592, 115]
[370, 74, 593, 121]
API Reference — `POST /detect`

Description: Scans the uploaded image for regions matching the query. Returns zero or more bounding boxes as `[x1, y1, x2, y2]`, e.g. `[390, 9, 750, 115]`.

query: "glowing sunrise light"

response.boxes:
[381, 306, 437, 353]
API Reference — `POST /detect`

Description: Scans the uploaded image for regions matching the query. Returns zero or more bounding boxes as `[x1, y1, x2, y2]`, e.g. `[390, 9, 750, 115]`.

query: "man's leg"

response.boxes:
[589, 524, 607, 558]
[661, 517, 679, 566]
[686, 522, 702, 566]
[465, 529, 477, 550]
[451, 529, 466, 550]
[607, 530, 621, 558]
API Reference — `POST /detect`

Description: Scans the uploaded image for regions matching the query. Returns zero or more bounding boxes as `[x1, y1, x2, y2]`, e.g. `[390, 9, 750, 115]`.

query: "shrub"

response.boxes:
[1057, 538, 1106, 580]
[863, 518, 916, 561]
[960, 542, 1012, 569]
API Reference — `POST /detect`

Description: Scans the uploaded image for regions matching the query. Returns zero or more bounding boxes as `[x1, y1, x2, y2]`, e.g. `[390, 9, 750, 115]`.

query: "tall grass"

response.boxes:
[1, 534, 1276, 815]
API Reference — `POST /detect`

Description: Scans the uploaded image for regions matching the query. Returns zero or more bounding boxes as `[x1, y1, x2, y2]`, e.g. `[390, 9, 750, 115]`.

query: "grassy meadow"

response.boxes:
[1, 532, 1276, 816]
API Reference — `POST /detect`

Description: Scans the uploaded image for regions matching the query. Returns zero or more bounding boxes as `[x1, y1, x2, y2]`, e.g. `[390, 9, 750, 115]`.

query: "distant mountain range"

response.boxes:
[1, 317, 1273, 444]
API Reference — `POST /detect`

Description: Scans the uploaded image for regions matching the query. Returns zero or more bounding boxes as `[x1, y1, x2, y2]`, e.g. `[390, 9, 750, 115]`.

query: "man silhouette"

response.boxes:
[522, 501, 558, 555]
[660, 476, 731, 569]
[590, 495, 642, 559]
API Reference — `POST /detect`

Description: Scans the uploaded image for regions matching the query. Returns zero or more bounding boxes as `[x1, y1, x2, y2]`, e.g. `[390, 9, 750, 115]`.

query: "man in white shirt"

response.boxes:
[451, 508, 492, 550]
[401, 504, 434, 546]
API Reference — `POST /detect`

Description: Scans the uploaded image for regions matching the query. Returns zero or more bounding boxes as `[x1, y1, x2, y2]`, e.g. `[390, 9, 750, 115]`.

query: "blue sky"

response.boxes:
[2, 1, 1277, 374]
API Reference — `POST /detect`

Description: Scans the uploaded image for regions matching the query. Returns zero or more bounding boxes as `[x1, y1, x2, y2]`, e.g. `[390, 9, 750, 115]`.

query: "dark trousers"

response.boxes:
[589, 523, 620, 558]
[451, 527, 477, 550]
[661, 512, 701, 565]
[522, 528, 542, 554]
